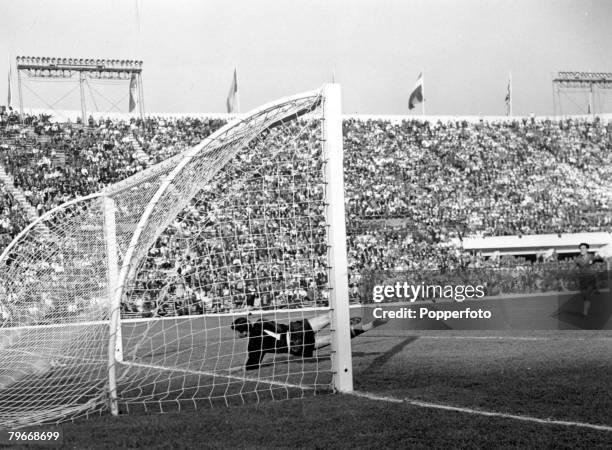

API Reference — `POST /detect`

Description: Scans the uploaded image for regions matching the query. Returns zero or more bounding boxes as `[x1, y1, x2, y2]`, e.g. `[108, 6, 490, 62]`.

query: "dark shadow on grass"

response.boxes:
[553, 290, 612, 330]
[352, 351, 388, 358]
[363, 336, 419, 372]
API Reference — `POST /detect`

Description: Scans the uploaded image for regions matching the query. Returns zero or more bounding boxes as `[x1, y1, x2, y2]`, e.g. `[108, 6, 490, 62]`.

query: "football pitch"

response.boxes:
[116, 310, 336, 413]
[6, 292, 612, 448]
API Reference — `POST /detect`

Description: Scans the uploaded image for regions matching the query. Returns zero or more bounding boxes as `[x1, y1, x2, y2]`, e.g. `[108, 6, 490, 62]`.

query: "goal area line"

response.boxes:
[350, 391, 612, 433]
[1, 305, 363, 332]
[120, 360, 315, 391]
[370, 334, 612, 341]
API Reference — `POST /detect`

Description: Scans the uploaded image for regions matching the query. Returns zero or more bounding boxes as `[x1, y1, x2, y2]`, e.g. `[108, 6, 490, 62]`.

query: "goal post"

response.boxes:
[103, 195, 121, 416]
[323, 84, 353, 392]
[0, 83, 353, 427]
[105, 83, 353, 411]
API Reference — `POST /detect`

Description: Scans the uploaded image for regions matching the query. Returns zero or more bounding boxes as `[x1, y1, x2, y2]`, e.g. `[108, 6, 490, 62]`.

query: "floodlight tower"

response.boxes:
[16, 56, 145, 122]
[552, 71, 612, 115]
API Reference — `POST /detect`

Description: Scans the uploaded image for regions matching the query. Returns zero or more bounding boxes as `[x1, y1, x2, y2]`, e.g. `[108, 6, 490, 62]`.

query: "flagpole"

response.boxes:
[7, 53, 11, 109]
[235, 68, 240, 114]
[505, 72, 513, 117]
[421, 70, 425, 116]
[509, 72, 513, 117]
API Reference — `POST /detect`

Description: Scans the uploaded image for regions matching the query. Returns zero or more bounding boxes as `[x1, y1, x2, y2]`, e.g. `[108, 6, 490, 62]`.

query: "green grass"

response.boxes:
[353, 330, 612, 425]
[10, 327, 612, 448]
[13, 393, 612, 449]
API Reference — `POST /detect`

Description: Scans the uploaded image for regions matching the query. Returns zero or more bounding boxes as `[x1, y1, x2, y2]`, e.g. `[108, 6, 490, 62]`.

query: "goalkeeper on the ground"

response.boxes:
[231, 313, 388, 371]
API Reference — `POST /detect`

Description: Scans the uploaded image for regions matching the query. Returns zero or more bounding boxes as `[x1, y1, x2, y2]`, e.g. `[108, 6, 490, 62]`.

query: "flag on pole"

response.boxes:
[129, 74, 137, 112]
[408, 73, 423, 110]
[7, 54, 12, 108]
[226, 68, 239, 113]
[505, 73, 512, 116]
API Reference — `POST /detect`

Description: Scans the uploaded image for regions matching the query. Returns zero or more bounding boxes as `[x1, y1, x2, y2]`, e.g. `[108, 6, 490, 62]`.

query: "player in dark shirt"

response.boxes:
[231, 313, 387, 371]
[576, 243, 604, 316]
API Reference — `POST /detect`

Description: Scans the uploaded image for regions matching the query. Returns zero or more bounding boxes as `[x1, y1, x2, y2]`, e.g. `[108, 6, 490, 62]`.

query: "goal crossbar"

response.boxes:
[0, 83, 351, 428]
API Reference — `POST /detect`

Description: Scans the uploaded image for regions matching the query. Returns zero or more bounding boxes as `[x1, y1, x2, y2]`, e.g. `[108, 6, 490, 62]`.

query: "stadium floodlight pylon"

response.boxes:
[0, 84, 352, 428]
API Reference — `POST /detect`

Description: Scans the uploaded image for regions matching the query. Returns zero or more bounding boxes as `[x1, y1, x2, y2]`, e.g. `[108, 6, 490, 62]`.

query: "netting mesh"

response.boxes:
[0, 88, 334, 426]
[115, 92, 333, 412]
[0, 196, 110, 428]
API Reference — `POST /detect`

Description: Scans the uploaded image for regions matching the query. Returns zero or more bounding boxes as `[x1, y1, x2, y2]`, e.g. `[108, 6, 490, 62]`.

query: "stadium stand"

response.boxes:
[0, 106, 610, 313]
[0, 182, 28, 249]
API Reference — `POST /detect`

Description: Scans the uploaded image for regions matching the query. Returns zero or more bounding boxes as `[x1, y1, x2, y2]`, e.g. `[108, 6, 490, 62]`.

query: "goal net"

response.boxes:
[0, 85, 352, 428]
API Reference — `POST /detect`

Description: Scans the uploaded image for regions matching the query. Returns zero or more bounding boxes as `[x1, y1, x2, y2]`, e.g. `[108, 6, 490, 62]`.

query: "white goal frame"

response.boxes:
[0, 84, 352, 427]
[322, 84, 353, 392]
[0, 84, 352, 426]
[101, 83, 353, 414]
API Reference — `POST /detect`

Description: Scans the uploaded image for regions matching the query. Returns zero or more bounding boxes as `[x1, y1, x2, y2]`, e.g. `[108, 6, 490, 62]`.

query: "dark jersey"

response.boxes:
[576, 253, 595, 272]
[244, 319, 315, 370]
[576, 253, 596, 290]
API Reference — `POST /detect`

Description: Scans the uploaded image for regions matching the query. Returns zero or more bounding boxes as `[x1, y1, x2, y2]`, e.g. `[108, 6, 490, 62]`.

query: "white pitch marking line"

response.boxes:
[121, 360, 314, 390]
[371, 335, 612, 341]
[420, 336, 612, 341]
[351, 391, 612, 433]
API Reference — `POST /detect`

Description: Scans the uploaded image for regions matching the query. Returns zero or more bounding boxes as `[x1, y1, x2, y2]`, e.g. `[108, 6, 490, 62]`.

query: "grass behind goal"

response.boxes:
[116, 310, 334, 414]
[29, 323, 612, 448]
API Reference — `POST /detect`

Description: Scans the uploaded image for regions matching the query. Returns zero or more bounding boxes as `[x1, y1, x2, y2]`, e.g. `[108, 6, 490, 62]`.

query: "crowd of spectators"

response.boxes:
[344, 117, 612, 236]
[0, 111, 225, 216]
[0, 106, 610, 316]
[0, 185, 28, 250]
[122, 121, 330, 316]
